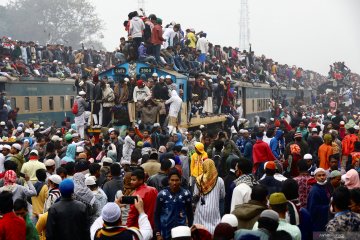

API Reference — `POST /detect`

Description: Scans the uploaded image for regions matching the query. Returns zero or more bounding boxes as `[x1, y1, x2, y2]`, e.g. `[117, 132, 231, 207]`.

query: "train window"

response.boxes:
[49, 97, 54, 110]
[11, 98, 16, 109]
[60, 96, 65, 110]
[24, 97, 30, 111]
[70, 96, 74, 108]
[37, 97, 42, 111]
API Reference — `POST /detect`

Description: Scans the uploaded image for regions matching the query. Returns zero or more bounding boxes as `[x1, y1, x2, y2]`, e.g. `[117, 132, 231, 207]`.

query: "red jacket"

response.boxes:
[252, 139, 276, 172]
[342, 134, 359, 156]
[151, 24, 165, 45]
[126, 184, 158, 228]
[0, 212, 26, 240]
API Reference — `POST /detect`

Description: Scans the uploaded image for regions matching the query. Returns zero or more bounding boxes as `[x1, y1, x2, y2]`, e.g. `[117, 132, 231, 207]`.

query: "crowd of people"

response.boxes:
[0, 90, 360, 240]
[1, 9, 328, 91]
[1, 9, 360, 240]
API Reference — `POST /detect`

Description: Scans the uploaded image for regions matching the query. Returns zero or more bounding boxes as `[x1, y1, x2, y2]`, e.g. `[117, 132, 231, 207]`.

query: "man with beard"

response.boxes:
[307, 168, 330, 231]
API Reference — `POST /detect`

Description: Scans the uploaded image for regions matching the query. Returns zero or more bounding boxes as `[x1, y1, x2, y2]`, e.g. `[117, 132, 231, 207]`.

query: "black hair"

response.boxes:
[131, 169, 145, 180]
[214, 140, 225, 151]
[168, 168, 181, 179]
[161, 159, 172, 171]
[89, 163, 101, 175]
[0, 191, 13, 214]
[266, 128, 275, 138]
[103, 135, 110, 141]
[350, 188, 360, 204]
[173, 146, 182, 153]
[258, 217, 279, 233]
[141, 154, 149, 164]
[348, 128, 355, 134]
[4, 160, 17, 171]
[297, 159, 308, 172]
[333, 186, 350, 211]
[282, 179, 299, 200]
[230, 158, 238, 171]
[46, 142, 55, 153]
[269, 230, 292, 240]
[251, 185, 268, 202]
[148, 14, 157, 20]
[110, 163, 121, 177]
[270, 203, 287, 213]
[111, 129, 119, 136]
[256, 131, 264, 138]
[74, 159, 89, 172]
[237, 158, 253, 174]
[36, 169, 47, 182]
[56, 167, 67, 176]
[265, 168, 276, 176]
[13, 198, 28, 211]
[64, 162, 75, 175]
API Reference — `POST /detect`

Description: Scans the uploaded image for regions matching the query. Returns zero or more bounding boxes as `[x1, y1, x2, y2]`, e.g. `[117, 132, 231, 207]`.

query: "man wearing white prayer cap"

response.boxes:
[307, 167, 330, 231]
[91, 197, 153, 240]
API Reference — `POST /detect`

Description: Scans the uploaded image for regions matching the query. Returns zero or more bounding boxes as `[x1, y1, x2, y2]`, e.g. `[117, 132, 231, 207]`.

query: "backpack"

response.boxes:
[72, 100, 79, 114]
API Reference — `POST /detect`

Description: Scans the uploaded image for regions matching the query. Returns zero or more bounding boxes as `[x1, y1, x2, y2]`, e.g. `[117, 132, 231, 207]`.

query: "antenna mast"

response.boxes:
[239, 0, 250, 51]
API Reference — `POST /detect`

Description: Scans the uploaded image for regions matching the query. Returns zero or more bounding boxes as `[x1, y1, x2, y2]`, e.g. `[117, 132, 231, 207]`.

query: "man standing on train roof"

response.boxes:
[74, 91, 89, 139]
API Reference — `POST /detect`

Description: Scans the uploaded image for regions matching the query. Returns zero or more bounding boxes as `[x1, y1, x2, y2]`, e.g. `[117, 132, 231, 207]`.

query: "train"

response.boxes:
[0, 61, 313, 128]
[0, 76, 76, 124]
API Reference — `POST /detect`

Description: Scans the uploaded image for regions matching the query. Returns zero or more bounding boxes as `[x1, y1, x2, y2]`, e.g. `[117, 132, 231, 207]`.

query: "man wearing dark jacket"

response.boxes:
[258, 161, 282, 195]
[232, 185, 268, 229]
[46, 179, 90, 240]
[103, 164, 124, 202]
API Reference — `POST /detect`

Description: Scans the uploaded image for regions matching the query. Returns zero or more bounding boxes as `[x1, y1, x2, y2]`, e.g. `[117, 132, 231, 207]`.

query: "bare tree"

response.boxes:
[1, 0, 104, 48]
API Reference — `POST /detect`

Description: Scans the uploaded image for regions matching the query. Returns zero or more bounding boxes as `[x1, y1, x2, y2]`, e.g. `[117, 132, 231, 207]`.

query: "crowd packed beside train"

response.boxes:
[1, 9, 360, 240]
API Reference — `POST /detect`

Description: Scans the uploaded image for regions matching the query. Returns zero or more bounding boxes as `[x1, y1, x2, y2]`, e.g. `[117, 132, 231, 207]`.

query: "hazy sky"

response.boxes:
[1, 0, 359, 75]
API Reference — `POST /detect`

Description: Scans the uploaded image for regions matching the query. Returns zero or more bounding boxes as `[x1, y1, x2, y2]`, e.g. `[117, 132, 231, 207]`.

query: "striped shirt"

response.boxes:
[193, 178, 225, 234]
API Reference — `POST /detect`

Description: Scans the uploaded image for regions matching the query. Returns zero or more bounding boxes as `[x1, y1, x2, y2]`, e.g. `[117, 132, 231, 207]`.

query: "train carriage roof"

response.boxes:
[0, 76, 75, 84]
[98, 61, 187, 82]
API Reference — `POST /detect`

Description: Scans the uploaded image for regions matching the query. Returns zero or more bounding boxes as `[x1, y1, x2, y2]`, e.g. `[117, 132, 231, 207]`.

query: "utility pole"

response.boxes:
[239, 0, 250, 51]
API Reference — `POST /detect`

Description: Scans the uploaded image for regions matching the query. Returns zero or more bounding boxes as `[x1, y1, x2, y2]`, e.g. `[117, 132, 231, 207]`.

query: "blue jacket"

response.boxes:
[270, 130, 284, 159]
[154, 187, 193, 240]
[243, 139, 253, 161]
[307, 183, 330, 231]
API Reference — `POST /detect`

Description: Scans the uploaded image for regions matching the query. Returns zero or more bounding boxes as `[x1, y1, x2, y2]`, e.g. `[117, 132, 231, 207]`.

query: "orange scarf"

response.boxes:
[196, 159, 218, 195]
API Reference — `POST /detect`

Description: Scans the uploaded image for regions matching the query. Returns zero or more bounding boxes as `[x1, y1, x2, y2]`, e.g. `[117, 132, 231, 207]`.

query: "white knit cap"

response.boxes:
[221, 214, 238, 228]
[171, 226, 191, 238]
[85, 176, 96, 186]
[101, 202, 121, 223]
[303, 154, 313, 160]
[49, 174, 62, 185]
[314, 168, 326, 176]
[12, 143, 22, 151]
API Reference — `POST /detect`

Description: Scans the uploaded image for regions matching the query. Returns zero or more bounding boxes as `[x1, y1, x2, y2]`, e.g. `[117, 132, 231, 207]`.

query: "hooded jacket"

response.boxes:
[270, 130, 284, 159]
[129, 16, 145, 38]
[61, 144, 76, 162]
[74, 95, 89, 117]
[174, 133, 183, 147]
[232, 200, 267, 229]
[165, 90, 182, 118]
